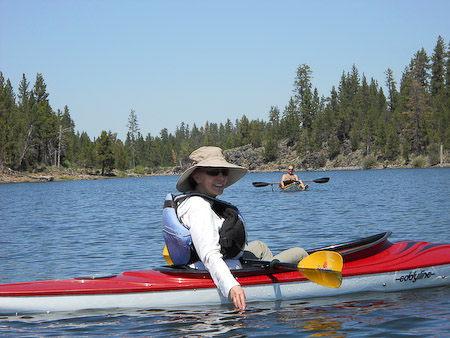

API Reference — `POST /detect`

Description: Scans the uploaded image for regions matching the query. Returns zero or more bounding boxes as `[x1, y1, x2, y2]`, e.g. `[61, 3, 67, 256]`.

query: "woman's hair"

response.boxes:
[188, 168, 200, 190]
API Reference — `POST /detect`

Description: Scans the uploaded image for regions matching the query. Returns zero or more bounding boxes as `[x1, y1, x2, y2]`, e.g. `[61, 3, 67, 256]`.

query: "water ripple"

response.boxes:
[1, 168, 449, 336]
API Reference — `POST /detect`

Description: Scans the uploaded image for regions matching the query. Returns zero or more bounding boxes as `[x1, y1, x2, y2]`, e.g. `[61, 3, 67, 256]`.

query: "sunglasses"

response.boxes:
[288, 168, 294, 171]
[204, 168, 229, 177]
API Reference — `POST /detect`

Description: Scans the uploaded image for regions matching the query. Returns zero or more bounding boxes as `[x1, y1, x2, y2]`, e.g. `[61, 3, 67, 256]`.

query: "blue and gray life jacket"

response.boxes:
[162, 193, 247, 265]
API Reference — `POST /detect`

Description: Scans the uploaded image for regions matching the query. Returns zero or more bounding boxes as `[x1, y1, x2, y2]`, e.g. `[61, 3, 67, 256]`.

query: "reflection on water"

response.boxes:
[1, 287, 449, 336]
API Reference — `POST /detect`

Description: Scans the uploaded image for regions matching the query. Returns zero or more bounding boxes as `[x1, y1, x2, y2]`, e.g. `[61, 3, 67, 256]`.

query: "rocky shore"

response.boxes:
[1, 143, 448, 184]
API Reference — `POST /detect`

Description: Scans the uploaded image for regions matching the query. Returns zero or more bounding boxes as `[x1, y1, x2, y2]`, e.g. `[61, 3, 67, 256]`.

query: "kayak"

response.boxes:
[252, 178, 328, 191]
[280, 181, 308, 192]
[1, 232, 449, 314]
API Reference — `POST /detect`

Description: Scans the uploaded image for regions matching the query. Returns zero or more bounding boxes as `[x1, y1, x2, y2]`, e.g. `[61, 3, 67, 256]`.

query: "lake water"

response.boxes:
[1, 168, 449, 337]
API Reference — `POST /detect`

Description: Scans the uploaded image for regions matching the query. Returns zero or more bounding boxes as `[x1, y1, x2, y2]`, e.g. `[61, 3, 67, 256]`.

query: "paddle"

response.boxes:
[252, 177, 330, 187]
[252, 182, 275, 187]
[163, 245, 174, 265]
[165, 245, 343, 288]
[304, 177, 330, 183]
[243, 250, 343, 288]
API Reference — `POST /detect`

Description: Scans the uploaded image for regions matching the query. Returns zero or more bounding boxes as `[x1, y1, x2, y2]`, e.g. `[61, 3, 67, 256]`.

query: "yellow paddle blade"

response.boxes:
[299, 268, 343, 288]
[298, 251, 343, 271]
[297, 251, 344, 288]
[163, 245, 174, 265]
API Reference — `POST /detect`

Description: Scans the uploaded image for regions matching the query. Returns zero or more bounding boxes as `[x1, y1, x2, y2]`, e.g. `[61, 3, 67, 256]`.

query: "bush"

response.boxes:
[64, 159, 76, 169]
[412, 156, 426, 168]
[363, 155, 378, 170]
[133, 165, 146, 175]
[428, 153, 440, 166]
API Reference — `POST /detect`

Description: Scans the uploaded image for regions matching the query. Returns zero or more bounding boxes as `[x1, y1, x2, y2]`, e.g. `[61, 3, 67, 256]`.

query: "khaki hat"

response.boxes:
[176, 146, 248, 192]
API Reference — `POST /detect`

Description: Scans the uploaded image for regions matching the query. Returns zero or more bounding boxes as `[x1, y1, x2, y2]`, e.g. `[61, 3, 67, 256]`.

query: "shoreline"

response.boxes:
[2, 163, 449, 184]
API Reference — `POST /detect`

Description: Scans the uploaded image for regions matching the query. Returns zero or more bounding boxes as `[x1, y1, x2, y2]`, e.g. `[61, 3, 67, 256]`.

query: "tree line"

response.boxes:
[1, 36, 449, 175]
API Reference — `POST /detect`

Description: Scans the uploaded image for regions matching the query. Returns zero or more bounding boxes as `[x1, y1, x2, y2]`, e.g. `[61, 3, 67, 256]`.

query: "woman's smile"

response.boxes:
[193, 168, 228, 197]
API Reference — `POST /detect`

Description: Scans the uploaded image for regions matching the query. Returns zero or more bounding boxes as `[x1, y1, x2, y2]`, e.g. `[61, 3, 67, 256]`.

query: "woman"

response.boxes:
[170, 146, 307, 310]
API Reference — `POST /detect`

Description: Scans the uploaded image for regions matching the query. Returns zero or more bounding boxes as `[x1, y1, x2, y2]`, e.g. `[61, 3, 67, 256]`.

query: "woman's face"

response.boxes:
[192, 167, 229, 197]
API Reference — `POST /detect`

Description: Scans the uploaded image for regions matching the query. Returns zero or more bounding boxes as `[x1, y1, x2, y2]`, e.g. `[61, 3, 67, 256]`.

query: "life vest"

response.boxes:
[162, 193, 247, 265]
[283, 179, 297, 186]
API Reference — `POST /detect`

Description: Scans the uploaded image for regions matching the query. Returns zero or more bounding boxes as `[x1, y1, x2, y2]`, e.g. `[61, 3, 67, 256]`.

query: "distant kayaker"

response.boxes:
[279, 165, 308, 190]
[168, 146, 308, 311]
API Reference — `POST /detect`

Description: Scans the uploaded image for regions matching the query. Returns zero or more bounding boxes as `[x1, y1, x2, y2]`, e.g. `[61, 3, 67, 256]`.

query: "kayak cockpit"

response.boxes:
[308, 231, 393, 262]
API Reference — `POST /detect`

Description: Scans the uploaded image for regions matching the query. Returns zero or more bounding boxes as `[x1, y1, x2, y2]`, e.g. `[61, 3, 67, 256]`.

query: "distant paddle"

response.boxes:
[252, 177, 330, 187]
[304, 177, 330, 183]
[252, 182, 275, 187]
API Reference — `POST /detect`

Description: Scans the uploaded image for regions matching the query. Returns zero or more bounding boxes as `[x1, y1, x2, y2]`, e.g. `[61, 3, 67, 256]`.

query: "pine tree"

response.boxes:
[268, 106, 281, 139]
[236, 115, 250, 146]
[79, 131, 95, 170]
[409, 50, 431, 153]
[127, 109, 140, 168]
[249, 119, 264, 148]
[114, 139, 128, 171]
[0, 74, 17, 168]
[263, 133, 278, 162]
[430, 36, 449, 149]
[385, 125, 400, 161]
[385, 68, 398, 114]
[30, 73, 57, 166]
[431, 36, 445, 96]
[293, 64, 315, 132]
[280, 97, 300, 141]
[56, 105, 76, 167]
[96, 130, 115, 175]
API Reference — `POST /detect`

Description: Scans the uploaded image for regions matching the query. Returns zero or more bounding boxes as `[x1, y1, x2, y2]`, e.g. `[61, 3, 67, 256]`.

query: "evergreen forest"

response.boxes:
[1, 36, 449, 175]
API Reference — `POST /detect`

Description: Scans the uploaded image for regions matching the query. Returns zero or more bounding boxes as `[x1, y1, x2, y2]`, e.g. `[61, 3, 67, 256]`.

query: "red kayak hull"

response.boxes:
[1, 233, 449, 313]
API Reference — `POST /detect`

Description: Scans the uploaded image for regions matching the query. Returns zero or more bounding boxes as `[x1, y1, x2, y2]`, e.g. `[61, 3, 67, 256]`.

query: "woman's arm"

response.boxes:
[178, 197, 242, 303]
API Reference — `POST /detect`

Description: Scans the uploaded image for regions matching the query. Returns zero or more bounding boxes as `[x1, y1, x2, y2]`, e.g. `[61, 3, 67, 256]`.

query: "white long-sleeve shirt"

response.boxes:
[177, 196, 241, 298]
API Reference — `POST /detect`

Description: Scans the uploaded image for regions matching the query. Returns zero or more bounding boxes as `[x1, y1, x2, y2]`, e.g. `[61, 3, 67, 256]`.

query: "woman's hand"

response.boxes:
[229, 285, 246, 311]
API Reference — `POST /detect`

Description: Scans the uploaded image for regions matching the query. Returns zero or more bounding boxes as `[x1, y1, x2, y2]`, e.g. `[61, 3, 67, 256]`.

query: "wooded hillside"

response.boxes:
[1, 36, 449, 176]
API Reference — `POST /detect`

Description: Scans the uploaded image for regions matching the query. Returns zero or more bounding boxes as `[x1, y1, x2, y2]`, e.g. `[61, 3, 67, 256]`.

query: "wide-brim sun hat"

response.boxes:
[176, 146, 248, 192]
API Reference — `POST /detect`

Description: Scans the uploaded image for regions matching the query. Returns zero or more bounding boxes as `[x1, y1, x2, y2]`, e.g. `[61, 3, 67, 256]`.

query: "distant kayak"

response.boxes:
[252, 178, 328, 191]
[280, 181, 309, 192]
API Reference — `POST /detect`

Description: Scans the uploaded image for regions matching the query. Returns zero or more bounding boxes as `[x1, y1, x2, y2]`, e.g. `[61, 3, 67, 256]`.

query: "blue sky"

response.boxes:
[1, 0, 449, 141]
